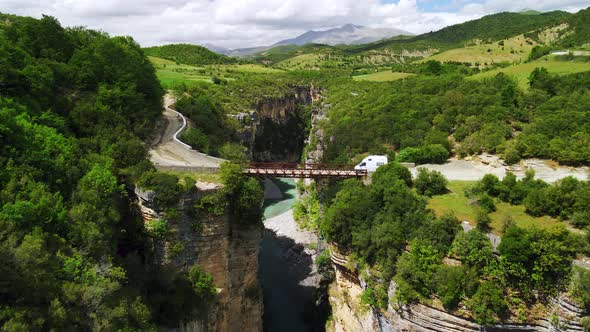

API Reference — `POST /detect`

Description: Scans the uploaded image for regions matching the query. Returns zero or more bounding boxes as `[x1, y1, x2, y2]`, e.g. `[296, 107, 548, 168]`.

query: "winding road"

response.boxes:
[149, 94, 225, 170]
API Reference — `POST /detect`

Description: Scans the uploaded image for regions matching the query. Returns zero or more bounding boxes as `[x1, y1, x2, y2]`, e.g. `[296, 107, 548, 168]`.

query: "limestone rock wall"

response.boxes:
[233, 85, 322, 162]
[327, 247, 587, 332]
[136, 186, 263, 332]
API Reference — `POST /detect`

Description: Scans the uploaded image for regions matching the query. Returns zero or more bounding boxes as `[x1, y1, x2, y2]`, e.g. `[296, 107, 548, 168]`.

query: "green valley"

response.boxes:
[1, 4, 590, 332]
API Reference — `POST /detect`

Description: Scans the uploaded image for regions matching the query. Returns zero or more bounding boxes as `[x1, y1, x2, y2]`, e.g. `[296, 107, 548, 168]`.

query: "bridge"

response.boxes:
[244, 162, 367, 178]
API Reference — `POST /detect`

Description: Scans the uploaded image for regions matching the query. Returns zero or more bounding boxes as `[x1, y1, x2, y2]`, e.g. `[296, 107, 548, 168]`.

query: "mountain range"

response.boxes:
[273, 24, 412, 46]
[220, 24, 412, 56]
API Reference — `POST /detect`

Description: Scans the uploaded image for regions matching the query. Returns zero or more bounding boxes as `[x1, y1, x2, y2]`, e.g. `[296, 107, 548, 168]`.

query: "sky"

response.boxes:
[1, 0, 588, 49]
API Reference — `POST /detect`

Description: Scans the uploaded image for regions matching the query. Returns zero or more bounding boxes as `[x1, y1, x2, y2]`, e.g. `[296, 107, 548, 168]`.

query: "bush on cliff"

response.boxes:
[220, 162, 264, 224]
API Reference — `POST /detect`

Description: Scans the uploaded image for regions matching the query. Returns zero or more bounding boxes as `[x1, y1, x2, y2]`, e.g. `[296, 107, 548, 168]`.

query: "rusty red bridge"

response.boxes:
[244, 162, 367, 178]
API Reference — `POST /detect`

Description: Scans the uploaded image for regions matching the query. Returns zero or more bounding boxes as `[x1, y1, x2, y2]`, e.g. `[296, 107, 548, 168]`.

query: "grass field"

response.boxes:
[276, 53, 323, 70]
[469, 56, 590, 89]
[148, 56, 283, 88]
[155, 69, 214, 87]
[275, 53, 345, 70]
[427, 181, 558, 234]
[216, 64, 284, 74]
[426, 35, 533, 66]
[352, 71, 415, 82]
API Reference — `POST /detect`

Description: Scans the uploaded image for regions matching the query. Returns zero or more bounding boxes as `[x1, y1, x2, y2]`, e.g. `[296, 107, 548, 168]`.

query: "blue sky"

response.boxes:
[1, 0, 587, 48]
[415, 0, 486, 12]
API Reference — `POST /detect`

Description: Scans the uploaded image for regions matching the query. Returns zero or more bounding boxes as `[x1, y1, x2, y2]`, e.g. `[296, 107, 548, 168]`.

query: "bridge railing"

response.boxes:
[242, 162, 367, 178]
[245, 162, 358, 170]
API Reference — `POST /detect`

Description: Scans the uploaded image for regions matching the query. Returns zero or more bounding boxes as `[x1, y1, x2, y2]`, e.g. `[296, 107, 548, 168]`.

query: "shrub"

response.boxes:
[218, 142, 247, 162]
[138, 172, 182, 208]
[196, 193, 227, 216]
[467, 281, 507, 325]
[187, 265, 217, 303]
[435, 266, 466, 310]
[181, 127, 210, 153]
[397, 144, 449, 164]
[476, 209, 492, 232]
[169, 242, 184, 258]
[571, 266, 590, 310]
[415, 168, 448, 196]
[478, 194, 496, 213]
[360, 285, 388, 309]
[146, 219, 170, 239]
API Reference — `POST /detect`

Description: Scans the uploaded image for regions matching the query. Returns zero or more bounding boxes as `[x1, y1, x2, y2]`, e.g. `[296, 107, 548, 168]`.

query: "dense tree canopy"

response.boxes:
[0, 14, 220, 330]
[322, 69, 590, 165]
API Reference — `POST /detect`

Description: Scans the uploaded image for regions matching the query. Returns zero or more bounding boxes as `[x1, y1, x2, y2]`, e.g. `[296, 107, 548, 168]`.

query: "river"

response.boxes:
[259, 178, 323, 332]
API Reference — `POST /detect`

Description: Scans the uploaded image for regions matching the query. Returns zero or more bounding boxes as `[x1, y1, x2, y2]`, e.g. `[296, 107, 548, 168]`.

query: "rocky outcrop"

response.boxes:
[136, 184, 263, 332]
[234, 85, 322, 162]
[327, 247, 588, 332]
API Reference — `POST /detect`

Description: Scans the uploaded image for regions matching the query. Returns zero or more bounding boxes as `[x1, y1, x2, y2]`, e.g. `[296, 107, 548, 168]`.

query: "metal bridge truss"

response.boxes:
[244, 162, 367, 178]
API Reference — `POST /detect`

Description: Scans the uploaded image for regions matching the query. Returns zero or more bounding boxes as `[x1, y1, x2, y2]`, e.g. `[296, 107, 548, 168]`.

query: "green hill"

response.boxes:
[143, 43, 237, 66]
[561, 7, 590, 47]
[519, 9, 542, 15]
[348, 10, 571, 55]
[252, 43, 338, 65]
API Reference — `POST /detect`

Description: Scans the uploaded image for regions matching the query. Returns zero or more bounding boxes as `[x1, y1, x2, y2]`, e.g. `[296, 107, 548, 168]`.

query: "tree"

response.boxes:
[466, 281, 507, 324]
[219, 162, 263, 225]
[423, 60, 442, 76]
[435, 265, 466, 310]
[498, 225, 532, 266]
[478, 194, 496, 213]
[416, 212, 461, 255]
[237, 177, 264, 224]
[219, 142, 247, 162]
[529, 67, 557, 95]
[415, 168, 448, 196]
[181, 127, 210, 153]
[220, 162, 244, 194]
[476, 210, 492, 232]
[321, 179, 373, 248]
[395, 240, 441, 298]
[137, 171, 182, 208]
[372, 161, 413, 188]
[451, 230, 493, 269]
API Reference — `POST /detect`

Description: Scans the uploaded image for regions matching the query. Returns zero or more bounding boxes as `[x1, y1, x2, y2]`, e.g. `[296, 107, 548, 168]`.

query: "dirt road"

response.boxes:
[149, 95, 225, 169]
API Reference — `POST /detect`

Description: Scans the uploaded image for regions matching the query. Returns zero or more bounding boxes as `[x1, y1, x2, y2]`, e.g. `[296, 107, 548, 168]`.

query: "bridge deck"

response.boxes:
[244, 162, 366, 178]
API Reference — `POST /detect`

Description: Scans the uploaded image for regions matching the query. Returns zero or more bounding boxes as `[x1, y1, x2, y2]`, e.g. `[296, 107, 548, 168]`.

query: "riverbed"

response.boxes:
[409, 154, 589, 183]
[259, 178, 321, 332]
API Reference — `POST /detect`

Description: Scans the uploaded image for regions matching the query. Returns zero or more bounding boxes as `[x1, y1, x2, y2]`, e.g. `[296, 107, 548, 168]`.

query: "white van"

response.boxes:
[354, 155, 388, 172]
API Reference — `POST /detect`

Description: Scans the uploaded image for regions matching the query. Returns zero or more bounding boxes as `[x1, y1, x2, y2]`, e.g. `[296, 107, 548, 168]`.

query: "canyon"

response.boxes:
[146, 87, 589, 331]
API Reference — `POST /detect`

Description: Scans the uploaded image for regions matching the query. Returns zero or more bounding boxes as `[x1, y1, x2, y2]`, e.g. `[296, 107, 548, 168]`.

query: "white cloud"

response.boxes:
[0, 0, 586, 49]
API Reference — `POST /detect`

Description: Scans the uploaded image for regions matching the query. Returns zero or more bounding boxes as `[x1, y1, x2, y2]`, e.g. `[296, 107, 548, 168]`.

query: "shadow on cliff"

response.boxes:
[260, 229, 328, 332]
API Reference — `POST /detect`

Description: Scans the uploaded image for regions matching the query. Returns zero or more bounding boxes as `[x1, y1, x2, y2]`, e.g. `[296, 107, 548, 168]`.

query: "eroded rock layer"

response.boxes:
[136, 186, 263, 332]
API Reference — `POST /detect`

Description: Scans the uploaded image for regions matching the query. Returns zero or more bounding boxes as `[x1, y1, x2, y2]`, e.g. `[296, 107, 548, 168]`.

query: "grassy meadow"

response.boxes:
[427, 181, 558, 234]
[148, 56, 284, 88]
[352, 71, 415, 82]
[426, 35, 533, 66]
[469, 56, 590, 89]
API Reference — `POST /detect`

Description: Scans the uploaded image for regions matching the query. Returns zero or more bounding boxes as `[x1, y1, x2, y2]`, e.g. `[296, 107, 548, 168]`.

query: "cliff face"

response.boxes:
[255, 85, 322, 124]
[136, 185, 263, 332]
[327, 247, 587, 332]
[234, 85, 322, 162]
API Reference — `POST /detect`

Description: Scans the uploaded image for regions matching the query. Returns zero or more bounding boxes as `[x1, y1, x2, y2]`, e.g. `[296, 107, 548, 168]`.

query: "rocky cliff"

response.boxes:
[136, 184, 263, 332]
[232, 85, 322, 162]
[327, 247, 587, 332]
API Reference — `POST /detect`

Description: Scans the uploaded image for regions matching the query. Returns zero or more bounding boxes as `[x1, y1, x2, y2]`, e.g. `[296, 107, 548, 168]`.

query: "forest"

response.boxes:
[1, 3, 590, 330]
[322, 68, 590, 166]
[0, 14, 264, 330]
[143, 44, 237, 66]
[319, 163, 589, 324]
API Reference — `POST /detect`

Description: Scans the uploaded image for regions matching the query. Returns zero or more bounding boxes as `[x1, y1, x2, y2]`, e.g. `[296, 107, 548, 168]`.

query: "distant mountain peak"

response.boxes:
[273, 24, 413, 46]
